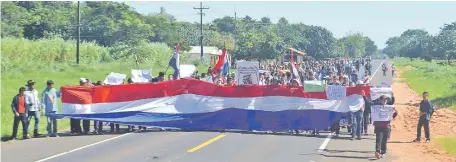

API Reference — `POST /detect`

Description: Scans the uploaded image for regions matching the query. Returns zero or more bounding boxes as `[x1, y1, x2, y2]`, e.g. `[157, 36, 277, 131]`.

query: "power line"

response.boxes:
[193, 2, 209, 59]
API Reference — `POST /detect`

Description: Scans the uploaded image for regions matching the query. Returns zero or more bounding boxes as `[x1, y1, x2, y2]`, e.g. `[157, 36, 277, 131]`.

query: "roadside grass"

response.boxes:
[435, 137, 456, 156]
[392, 58, 456, 110]
[1, 61, 208, 141]
[392, 57, 456, 157]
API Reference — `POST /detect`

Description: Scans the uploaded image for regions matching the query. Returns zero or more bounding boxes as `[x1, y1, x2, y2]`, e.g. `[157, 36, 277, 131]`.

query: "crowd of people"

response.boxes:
[9, 56, 435, 160]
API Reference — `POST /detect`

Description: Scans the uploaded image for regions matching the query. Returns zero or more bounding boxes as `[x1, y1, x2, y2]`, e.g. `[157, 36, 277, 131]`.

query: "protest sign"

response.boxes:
[236, 61, 259, 85]
[370, 87, 393, 101]
[304, 80, 325, 92]
[104, 72, 127, 85]
[131, 69, 152, 83]
[179, 65, 197, 78]
[325, 85, 347, 100]
[371, 105, 395, 121]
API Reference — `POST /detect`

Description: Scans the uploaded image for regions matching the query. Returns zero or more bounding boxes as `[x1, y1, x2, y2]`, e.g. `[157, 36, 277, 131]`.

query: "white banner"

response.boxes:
[236, 61, 259, 85]
[131, 69, 152, 83]
[180, 65, 197, 78]
[325, 85, 347, 100]
[370, 87, 393, 101]
[104, 72, 127, 85]
[371, 105, 395, 121]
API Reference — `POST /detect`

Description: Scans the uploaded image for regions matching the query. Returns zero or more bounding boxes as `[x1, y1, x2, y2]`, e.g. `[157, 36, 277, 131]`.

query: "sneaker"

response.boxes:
[10, 137, 17, 141]
[356, 136, 362, 140]
[412, 138, 421, 143]
[426, 139, 430, 143]
[375, 152, 381, 159]
[350, 137, 355, 140]
[381, 154, 386, 158]
[23, 136, 31, 139]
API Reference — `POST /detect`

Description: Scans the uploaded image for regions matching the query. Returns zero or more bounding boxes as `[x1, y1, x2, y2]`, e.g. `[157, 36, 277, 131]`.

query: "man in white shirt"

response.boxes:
[25, 80, 41, 137]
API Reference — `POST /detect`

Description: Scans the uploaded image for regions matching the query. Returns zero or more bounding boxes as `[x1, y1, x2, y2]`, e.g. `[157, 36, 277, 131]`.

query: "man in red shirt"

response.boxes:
[11, 87, 31, 140]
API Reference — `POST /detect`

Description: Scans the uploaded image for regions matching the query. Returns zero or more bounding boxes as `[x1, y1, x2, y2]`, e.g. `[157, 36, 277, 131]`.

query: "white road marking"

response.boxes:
[35, 133, 133, 162]
[317, 60, 385, 152]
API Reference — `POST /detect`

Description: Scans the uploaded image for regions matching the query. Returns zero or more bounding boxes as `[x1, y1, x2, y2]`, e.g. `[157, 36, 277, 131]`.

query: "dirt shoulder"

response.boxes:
[390, 68, 456, 162]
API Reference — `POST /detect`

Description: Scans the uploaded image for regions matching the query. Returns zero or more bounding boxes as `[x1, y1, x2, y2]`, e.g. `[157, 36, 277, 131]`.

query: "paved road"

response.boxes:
[1, 60, 394, 162]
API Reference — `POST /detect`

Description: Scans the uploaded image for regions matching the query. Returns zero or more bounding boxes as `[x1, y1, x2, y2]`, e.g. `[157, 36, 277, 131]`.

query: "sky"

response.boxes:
[126, 1, 456, 48]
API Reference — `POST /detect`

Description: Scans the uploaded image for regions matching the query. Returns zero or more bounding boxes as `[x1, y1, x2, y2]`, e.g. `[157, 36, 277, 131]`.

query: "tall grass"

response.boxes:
[1, 37, 111, 72]
[1, 37, 206, 140]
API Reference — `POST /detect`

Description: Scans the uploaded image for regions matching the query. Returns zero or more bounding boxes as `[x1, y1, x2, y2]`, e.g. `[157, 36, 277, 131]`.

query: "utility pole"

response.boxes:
[193, 2, 209, 59]
[76, 1, 80, 64]
[234, 10, 237, 51]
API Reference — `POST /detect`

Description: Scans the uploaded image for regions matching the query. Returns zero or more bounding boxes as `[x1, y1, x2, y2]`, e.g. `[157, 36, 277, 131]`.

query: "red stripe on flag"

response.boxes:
[61, 79, 370, 104]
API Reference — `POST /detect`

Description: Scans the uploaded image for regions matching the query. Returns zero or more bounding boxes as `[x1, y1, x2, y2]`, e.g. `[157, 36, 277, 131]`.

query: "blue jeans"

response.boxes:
[350, 110, 364, 137]
[46, 111, 57, 135]
[27, 111, 40, 133]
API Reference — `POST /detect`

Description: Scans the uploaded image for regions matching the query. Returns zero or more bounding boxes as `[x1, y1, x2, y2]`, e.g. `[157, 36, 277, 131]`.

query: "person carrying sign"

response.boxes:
[373, 95, 398, 159]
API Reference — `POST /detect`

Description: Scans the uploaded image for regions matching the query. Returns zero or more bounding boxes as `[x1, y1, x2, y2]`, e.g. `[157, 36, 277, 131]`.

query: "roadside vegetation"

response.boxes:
[0, 37, 208, 140]
[393, 57, 456, 156]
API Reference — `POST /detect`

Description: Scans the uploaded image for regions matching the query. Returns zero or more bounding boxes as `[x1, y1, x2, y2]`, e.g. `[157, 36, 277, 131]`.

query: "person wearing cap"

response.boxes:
[80, 78, 92, 135]
[42, 80, 60, 137]
[25, 80, 42, 137]
[373, 95, 398, 159]
[11, 87, 31, 140]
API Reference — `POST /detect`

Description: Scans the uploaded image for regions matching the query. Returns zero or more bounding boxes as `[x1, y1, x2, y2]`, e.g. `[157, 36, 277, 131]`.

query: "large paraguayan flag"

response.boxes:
[169, 43, 180, 80]
[54, 80, 369, 131]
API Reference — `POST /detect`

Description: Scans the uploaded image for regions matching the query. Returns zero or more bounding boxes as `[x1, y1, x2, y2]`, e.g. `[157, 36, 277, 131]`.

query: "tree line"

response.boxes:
[383, 22, 456, 62]
[2, 1, 381, 62]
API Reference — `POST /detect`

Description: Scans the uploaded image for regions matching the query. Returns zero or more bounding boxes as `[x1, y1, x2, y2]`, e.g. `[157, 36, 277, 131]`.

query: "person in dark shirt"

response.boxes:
[151, 72, 165, 83]
[373, 95, 398, 159]
[11, 87, 31, 140]
[412, 92, 434, 143]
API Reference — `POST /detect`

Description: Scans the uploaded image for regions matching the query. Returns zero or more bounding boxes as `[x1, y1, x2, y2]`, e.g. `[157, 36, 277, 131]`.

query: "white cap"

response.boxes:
[80, 78, 87, 83]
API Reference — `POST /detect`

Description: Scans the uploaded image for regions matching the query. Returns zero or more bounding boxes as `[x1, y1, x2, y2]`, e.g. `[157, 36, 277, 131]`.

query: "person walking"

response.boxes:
[79, 78, 92, 134]
[25, 80, 42, 137]
[11, 87, 31, 140]
[93, 81, 104, 134]
[373, 95, 398, 159]
[42, 80, 60, 137]
[412, 92, 435, 143]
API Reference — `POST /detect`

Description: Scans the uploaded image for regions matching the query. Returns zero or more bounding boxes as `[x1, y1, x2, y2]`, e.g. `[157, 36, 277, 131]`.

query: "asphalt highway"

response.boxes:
[1, 60, 394, 162]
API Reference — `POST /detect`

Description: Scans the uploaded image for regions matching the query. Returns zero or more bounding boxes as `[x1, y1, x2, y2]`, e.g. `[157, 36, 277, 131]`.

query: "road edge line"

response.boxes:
[34, 133, 133, 162]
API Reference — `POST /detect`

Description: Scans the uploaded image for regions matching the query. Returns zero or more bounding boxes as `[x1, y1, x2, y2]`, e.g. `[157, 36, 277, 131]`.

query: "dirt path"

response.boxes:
[390, 69, 456, 162]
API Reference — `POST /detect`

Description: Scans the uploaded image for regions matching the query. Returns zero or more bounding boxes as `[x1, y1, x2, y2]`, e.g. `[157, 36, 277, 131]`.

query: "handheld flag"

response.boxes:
[289, 50, 301, 85]
[211, 47, 227, 74]
[221, 52, 230, 76]
[169, 43, 180, 79]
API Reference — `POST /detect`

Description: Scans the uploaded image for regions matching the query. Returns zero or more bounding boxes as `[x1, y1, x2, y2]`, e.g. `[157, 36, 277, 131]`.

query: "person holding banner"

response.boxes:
[80, 78, 91, 135]
[373, 95, 398, 159]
